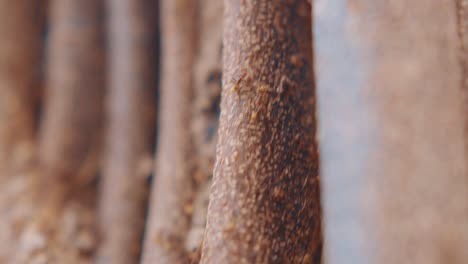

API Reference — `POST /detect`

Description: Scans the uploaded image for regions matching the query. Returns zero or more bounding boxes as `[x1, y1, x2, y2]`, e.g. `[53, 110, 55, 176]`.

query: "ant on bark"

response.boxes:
[229, 71, 250, 102]
[229, 68, 270, 96]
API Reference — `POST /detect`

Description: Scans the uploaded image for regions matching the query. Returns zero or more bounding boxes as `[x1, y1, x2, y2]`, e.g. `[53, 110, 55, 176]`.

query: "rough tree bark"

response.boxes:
[95, 0, 157, 263]
[201, 1, 321, 263]
[186, 0, 223, 259]
[314, 1, 468, 263]
[15, 0, 106, 262]
[0, 1, 43, 262]
[141, 0, 197, 263]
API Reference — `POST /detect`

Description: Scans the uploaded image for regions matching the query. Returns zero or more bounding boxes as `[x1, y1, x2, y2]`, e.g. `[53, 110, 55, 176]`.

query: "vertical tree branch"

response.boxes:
[95, 0, 158, 263]
[186, 0, 223, 258]
[17, 0, 105, 262]
[314, 1, 468, 263]
[39, 0, 105, 210]
[0, 1, 43, 262]
[142, 0, 197, 263]
[0, 0, 43, 178]
[201, 1, 321, 263]
[41, 0, 105, 184]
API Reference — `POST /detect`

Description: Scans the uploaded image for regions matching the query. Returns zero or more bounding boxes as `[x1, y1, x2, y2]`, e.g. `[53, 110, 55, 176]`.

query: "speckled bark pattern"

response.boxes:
[95, 0, 157, 263]
[201, 1, 321, 263]
[0, 2, 43, 261]
[314, 1, 468, 263]
[141, 0, 197, 263]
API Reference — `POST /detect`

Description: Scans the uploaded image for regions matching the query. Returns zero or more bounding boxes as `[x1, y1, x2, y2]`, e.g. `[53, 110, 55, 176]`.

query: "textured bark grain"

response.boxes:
[141, 0, 197, 263]
[314, 1, 468, 263]
[201, 1, 321, 263]
[18, 0, 105, 262]
[186, 0, 224, 257]
[0, 1, 43, 262]
[95, 0, 158, 263]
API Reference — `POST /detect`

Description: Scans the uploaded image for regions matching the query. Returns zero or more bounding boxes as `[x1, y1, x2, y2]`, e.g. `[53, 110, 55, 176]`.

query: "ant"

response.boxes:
[228, 68, 280, 102]
[229, 71, 249, 101]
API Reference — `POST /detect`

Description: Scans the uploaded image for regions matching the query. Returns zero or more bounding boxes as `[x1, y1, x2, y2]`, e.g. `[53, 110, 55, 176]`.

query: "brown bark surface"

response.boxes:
[0, 1, 44, 262]
[201, 1, 321, 263]
[14, 0, 106, 262]
[186, 0, 224, 258]
[95, 0, 158, 263]
[314, 1, 468, 263]
[141, 0, 197, 263]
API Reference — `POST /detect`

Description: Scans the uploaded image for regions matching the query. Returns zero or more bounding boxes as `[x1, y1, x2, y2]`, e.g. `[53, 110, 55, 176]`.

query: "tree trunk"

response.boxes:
[314, 1, 468, 263]
[16, 0, 105, 262]
[0, 0, 43, 178]
[40, 0, 105, 191]
[0, 1, 44, 262]
[141, 0, 197, 263]
[95, 0, 158, 263]
[201, 1, 321, 263]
